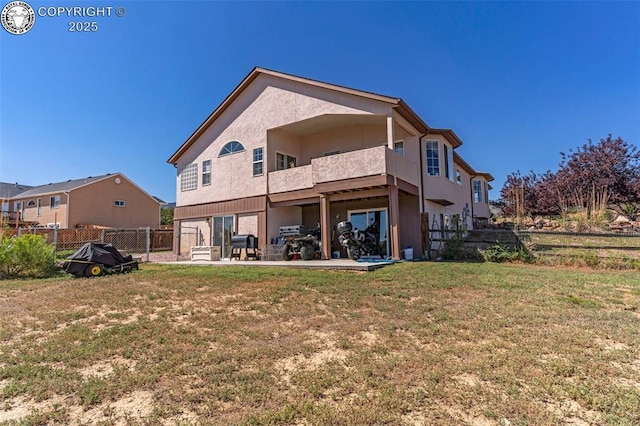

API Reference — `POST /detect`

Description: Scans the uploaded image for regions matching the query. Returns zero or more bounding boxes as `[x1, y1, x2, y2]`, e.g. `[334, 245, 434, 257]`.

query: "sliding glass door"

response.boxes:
[347, 208, 389, 256]
[212, 215, 235, 259]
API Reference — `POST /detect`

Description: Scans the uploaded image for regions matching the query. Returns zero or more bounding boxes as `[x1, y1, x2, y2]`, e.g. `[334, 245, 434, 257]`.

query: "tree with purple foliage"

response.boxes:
[556, 135, 640, 219]
[500, 135, 640, 221]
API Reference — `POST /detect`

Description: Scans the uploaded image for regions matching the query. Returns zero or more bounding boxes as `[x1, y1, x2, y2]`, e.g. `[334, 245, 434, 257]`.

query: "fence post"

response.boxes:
[146, 227, 150, 262]
[53, 227, 58, 257]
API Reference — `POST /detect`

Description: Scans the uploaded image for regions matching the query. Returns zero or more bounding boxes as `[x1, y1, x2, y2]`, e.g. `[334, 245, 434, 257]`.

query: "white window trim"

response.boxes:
[473, 179, 484, 203]
[425, 140, 440, 177]
[36, 198, 41, 217]
[202, 160, 211, 186]
[253, 147, 264, 176]
[219, 141, 245, 157]
[394, 140, 404, 157]
[276, 152, 297, 171]
[50, 195, 60, 209]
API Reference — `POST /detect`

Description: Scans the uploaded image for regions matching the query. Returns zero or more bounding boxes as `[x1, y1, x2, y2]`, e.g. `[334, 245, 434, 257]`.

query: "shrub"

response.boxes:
[0, 234, 57, 279]
[480, 244, 532, 263]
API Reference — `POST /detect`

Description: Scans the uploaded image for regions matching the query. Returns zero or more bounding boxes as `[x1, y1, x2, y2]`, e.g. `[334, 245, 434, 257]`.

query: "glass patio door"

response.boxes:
[347, 208, 389, 256]
[212, 215, 235, 259]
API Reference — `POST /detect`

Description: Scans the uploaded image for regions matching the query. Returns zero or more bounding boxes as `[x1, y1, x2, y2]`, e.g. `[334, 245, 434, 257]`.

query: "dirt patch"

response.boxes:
[442, 406, 498, 425]
[79, 356, 136, 379]
[276, 330, 349, 386]
[594, 338, 630, 351]
[0, 391, 154, 425]
[543, 399, 602, 425]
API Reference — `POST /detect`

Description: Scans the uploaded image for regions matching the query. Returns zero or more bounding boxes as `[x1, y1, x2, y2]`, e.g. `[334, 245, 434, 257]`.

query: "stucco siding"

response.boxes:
[299, 122, 387, 162]
[179, 218, 210, 254]
[266, 205, 302, 244]
[68, 176, 159, 228]
[16, 193, 68, 226]
[237, 213, 258, 236]
[176, 74, 394, 207]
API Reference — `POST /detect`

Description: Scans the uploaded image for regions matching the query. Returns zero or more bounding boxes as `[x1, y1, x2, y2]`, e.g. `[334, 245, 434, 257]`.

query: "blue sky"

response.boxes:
[1, 1, 638, 203]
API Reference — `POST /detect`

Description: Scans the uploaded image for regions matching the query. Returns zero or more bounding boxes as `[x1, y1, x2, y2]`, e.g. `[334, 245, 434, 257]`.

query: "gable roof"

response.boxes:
[0, 182, 33, 199]
[12, 173, 163, 205]
[427, 129, 464, 148]
[14, 174, 114, 198]
[167, 67, 431, 164]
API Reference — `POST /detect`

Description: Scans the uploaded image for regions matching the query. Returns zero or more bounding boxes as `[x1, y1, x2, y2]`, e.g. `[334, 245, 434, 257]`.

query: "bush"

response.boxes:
[0, 234, 57, 279]
[480, 244, 532, 263]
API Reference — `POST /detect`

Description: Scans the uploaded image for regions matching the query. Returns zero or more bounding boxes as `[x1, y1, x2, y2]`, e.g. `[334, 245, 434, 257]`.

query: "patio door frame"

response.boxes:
[347, 207, 389, 257]
[212, 215, 235, 259]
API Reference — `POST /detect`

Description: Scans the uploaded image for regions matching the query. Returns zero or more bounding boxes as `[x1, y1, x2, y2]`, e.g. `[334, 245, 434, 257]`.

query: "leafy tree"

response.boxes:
[556, 135, 640, 218]
[160, 208, 174, 225]
[500, 135, 640, 220]
[0, 234, 56, 278]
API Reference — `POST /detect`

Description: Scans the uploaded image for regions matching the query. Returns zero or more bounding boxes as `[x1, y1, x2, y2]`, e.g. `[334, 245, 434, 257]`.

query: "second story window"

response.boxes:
[443, 145, 451, 180]
[473, 179, 484, 203]
[114, 200, 126, 207]
[50, 195, 60, 209]
[36, 198, 41, 217]
[180, 163, 198, 192]
[426, 140, 440, 176]
[219, 141, 245, 157]
[394, 140, 404, 157]
[202, 160, 211, 186]
[456, 169, 462, 185]
[253, 148, 263, 176]
[276, 153, 297, 171]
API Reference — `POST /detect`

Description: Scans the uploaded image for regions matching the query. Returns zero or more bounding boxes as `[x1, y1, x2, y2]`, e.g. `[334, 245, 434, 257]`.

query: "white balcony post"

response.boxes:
[320, 194, 330, 260]
[387, 114, 394, 150]
[389, 186, 401, 260]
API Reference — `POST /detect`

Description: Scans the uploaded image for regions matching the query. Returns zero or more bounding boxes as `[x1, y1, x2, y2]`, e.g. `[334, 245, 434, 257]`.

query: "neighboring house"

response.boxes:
[168, 67, 493, 259]
[3, 173, 161, 228]
[1, 182, 33, 221]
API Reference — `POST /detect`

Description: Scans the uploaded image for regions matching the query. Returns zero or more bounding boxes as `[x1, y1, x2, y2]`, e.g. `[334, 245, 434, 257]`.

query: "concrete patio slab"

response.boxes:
[156, 258, 395, 272]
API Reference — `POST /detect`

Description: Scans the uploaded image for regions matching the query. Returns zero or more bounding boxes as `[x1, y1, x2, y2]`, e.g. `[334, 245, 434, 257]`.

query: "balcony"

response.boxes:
[268, 165, 313, 194]
[268, 146, 419, 194]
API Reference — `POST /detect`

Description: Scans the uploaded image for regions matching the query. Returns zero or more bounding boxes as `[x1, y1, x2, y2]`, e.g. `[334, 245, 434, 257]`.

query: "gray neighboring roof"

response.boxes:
[0, 182, 33, 198]
[11, 174, 114, 198]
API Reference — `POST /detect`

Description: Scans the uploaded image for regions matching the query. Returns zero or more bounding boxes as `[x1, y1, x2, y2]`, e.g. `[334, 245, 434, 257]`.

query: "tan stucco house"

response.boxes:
[1, 173, 161, 229]
[168, 67, 493, 260]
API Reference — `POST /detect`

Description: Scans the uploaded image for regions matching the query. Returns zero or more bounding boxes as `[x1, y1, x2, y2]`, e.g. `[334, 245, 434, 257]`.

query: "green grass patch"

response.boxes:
[0, 262, 638, 425]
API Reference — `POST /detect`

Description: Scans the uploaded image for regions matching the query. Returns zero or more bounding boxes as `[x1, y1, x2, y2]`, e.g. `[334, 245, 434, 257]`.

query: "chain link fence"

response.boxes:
[12, 227, 173, 261]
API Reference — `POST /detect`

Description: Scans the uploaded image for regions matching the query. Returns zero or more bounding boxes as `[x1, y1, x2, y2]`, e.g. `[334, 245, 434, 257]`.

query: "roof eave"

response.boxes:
[167, 67, 407, 165]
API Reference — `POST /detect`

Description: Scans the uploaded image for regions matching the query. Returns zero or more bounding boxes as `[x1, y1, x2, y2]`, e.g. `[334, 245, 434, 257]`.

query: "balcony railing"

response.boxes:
[268, 146, 419, 194]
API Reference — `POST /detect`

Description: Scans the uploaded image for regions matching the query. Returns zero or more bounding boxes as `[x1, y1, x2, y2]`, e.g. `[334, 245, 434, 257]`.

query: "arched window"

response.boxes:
[219, 141, 245, 157]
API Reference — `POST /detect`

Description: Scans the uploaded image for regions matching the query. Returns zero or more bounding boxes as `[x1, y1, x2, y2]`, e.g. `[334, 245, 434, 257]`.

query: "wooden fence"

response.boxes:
[8, 228, 173, 253]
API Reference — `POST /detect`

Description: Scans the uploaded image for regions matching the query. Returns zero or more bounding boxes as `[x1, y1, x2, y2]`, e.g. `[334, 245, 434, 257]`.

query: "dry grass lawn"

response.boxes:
[0, 262, 639, 425]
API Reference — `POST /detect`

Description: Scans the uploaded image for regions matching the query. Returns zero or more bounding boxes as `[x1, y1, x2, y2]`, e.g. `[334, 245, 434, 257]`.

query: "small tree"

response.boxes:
[160, 208, 174, 226]
[556, 135, 640, 219]
[0, 234, 57, 279]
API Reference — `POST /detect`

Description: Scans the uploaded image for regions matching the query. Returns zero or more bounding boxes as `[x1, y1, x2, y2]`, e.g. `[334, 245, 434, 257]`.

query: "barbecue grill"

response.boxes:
[230, 234, 259, 260]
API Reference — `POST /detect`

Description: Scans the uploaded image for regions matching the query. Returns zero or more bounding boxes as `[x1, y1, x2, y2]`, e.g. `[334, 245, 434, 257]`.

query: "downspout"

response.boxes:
[419, 134, 425, 214]
[469, 175, 476, 229]
[419, 131, 429, 214]
[63, 191, 70, 228]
